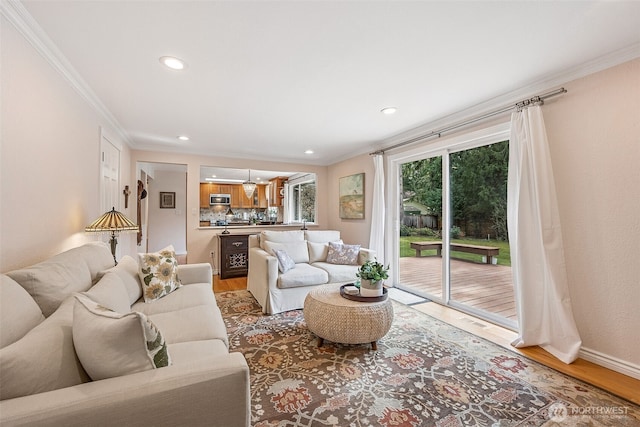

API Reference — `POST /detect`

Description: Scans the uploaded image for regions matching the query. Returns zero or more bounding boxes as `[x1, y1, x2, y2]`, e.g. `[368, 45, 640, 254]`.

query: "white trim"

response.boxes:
[1, 0, 132, 146]
[579, 347, 640, 380]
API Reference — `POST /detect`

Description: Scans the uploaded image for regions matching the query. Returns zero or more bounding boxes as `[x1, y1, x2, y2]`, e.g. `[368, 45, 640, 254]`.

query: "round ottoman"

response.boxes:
[303, 284, 393, 350]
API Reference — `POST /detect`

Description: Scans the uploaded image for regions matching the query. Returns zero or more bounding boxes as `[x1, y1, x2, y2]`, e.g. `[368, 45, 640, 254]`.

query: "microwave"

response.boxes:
[210, 194, 231, 205]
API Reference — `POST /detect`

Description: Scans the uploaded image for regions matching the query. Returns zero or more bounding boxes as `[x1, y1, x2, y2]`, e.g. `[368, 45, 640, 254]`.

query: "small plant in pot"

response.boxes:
[356, 259, 389, 297]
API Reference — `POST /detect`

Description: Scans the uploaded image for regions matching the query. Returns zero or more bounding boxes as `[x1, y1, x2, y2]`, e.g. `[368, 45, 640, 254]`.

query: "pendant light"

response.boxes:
[242, 169, 256, 199]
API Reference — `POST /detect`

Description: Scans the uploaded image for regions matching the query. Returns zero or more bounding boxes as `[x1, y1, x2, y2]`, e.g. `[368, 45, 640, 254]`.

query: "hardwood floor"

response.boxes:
[213, 275, 640, 405]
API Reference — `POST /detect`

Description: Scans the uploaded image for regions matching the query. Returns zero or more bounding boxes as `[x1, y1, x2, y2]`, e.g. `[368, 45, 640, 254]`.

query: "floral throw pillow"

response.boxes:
[326, 242, 361, 265]
[274, 249, 296, 273]
[72, 294, 171, 381]
[138, 245, 182, 302]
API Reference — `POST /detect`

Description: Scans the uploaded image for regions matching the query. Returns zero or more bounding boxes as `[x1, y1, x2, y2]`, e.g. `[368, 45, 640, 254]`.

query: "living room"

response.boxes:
[1, 1, 639, 425]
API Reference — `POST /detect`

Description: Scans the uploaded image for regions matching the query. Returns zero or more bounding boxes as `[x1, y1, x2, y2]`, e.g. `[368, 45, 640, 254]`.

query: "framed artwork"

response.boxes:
[339, 173, 364, 219]
[160, 192, 176, 209]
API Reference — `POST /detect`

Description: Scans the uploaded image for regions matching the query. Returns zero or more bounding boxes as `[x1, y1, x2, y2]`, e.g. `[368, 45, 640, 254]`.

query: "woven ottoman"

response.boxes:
[303, 284, 393, 350]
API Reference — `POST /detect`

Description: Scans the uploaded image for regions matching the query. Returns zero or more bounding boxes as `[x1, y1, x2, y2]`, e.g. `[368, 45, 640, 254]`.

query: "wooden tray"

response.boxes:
[340, 284, 388, 302]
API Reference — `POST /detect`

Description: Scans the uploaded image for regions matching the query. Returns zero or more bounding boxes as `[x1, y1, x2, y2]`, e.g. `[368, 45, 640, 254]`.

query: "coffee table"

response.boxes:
[303, 284, 393, 350]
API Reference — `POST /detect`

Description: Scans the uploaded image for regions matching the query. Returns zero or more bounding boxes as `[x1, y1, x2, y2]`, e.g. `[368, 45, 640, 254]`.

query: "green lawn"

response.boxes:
[399, 236, 511, 266]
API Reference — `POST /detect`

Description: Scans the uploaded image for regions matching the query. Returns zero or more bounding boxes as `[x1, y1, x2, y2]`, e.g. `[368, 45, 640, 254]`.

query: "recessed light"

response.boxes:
[177, 135, 190, 141]
[381, 107, 397, 115]
[304, 149, 314, 154]
[160, 56, 186, 70]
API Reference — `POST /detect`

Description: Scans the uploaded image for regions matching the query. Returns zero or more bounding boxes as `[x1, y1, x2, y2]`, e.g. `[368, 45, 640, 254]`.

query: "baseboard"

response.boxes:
[579, 347, 640, 380]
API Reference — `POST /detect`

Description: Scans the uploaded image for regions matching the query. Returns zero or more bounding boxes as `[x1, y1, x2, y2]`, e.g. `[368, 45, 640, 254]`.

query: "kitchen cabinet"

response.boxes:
[202, 183, 267, 209]
[219, 234, 249, 279]
[235, 184, 267, 209]
[230, 185, 242, 208]
[269, 177, 287, 207]
[256, 185, 268, 208]
[200, 183, 216, 208]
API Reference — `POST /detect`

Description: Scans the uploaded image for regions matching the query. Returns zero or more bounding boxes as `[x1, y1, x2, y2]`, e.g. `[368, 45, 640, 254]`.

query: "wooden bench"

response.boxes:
[410, 241, 500, 264]
[410, 241, 442, 257]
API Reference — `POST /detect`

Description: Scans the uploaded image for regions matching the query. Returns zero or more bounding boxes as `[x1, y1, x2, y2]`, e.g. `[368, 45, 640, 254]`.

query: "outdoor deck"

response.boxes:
[398, 255, 517, 322]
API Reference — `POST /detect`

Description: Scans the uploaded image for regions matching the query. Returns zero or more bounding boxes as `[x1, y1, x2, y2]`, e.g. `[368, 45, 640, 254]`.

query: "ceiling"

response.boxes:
[20, 1, 640, 165]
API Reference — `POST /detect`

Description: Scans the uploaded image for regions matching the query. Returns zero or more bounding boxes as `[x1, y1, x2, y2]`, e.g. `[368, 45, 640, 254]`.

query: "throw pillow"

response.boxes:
[84, 272, 131, 314]
[96, 255, 143, 305]
[138, 245, 181, 302]
[326, 242, 361, 265]
[307, 240, 343, 263]
[263, 240, 310, 264]
[274, 249, 296, 273]
[72, 294, 171, 381]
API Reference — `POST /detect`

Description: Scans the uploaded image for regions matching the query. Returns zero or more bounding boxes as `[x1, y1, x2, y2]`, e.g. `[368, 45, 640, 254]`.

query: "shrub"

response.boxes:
[450, 226, 462, 239]
[400, 224, 412, 236]
[416, 228, 439, 238]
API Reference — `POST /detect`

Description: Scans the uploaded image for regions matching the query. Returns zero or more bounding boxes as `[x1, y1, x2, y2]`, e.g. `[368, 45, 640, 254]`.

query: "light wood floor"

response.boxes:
[213, 276, 640, 406]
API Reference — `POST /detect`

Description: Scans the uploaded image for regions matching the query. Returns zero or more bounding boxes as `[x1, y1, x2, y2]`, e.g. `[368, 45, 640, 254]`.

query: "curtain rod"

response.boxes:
[370, 87, 567, 155]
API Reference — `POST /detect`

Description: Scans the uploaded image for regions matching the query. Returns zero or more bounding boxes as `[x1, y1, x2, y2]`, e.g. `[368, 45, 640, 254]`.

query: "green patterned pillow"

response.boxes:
[138, 245, 182, 302]
[72, 294, 171, 381]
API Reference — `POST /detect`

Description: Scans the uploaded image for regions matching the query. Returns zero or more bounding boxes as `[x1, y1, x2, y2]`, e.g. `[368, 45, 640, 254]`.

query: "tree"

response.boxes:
[401, 140, 509, 240]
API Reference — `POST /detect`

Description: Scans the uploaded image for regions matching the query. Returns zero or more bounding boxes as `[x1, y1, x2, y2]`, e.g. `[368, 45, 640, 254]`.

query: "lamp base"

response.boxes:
[109, 232, 118, 265]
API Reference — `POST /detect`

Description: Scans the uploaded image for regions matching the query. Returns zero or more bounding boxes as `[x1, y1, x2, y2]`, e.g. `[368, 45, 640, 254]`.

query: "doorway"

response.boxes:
[137, 162, 188, 261]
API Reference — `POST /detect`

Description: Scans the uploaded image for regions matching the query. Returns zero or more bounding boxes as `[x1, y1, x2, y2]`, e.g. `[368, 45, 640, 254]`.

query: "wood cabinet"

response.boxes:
[235, 184, 267, 209]
[229, 185, 242, 208]
[219, 234, 249, 279]
[269, 177, 287, 207]
[200, 183, 216, 208]
[201, 183, 267, 209]
[256, 185, 268, 208]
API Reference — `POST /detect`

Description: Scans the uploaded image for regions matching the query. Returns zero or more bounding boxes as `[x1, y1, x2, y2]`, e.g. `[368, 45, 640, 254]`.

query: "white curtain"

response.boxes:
[507, 105, 581, 364]
[369, 154, 385, 263]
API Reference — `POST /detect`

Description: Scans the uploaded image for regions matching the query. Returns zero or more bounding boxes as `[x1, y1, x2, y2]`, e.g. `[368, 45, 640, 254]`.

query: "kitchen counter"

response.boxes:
[197, 223, 315, 232]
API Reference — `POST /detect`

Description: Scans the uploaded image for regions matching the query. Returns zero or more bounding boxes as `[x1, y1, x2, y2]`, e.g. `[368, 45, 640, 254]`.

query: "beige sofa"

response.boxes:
[0, 242, 250, 427]
[247, 230, 375, 315]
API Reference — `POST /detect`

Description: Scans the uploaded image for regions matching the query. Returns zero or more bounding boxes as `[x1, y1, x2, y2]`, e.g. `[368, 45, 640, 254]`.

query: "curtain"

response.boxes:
[369, 154, 385, 263]
[507, 105, 581, 364]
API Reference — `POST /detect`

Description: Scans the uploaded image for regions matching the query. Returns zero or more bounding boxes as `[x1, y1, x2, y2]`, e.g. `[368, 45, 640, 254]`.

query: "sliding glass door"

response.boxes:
[395, 131, 516, 329]
[399, 155, 444, 301]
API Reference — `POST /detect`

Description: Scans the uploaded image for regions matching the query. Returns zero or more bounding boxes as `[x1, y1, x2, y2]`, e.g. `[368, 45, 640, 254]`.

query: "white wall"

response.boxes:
[543, 59, 639, 374]
[327, 153, 375, 247]
[146, 170, 187, 254]
[0, 15, 135, 271]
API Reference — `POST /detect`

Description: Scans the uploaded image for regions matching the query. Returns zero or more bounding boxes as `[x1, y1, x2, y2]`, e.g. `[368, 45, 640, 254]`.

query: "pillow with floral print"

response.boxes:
[137, 245, 182, 302]
[326, 242, 361, 265]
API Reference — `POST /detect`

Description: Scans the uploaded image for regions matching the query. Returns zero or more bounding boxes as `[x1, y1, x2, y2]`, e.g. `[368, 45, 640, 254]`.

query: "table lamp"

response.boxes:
[85, 207, 138, 264]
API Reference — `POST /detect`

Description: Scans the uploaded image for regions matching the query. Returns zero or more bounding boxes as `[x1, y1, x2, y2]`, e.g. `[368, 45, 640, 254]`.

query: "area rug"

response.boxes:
[216, 290, 639, 427]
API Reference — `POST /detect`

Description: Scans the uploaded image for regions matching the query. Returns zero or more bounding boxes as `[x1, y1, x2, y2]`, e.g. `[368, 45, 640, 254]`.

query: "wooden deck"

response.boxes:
[398, 256, 517, 322]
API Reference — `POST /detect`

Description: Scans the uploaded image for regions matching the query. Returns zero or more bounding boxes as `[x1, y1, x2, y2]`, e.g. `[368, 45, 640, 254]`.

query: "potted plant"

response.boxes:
[356, 259, 389, 297]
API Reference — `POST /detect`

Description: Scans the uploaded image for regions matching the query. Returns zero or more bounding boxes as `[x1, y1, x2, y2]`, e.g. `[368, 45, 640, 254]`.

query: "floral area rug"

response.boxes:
[216, 290, 639, 427]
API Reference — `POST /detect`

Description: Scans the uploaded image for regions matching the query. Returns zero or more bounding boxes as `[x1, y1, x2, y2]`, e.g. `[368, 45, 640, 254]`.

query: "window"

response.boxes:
[288, 174, 316, 223]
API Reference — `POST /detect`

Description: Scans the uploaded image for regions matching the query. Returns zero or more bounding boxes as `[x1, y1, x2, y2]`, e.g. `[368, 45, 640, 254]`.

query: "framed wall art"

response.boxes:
[160, 192, 176, 209]
[339, 173, 364, 219]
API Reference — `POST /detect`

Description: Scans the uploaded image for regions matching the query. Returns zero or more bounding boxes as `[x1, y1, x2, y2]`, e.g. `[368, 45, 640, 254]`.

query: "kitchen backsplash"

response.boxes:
[200, 206, 282, 224]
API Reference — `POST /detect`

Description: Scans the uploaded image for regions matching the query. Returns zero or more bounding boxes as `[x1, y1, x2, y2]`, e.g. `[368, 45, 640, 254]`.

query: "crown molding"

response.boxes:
[379, 43, 640, 150]
[1, 0, 132, 146]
